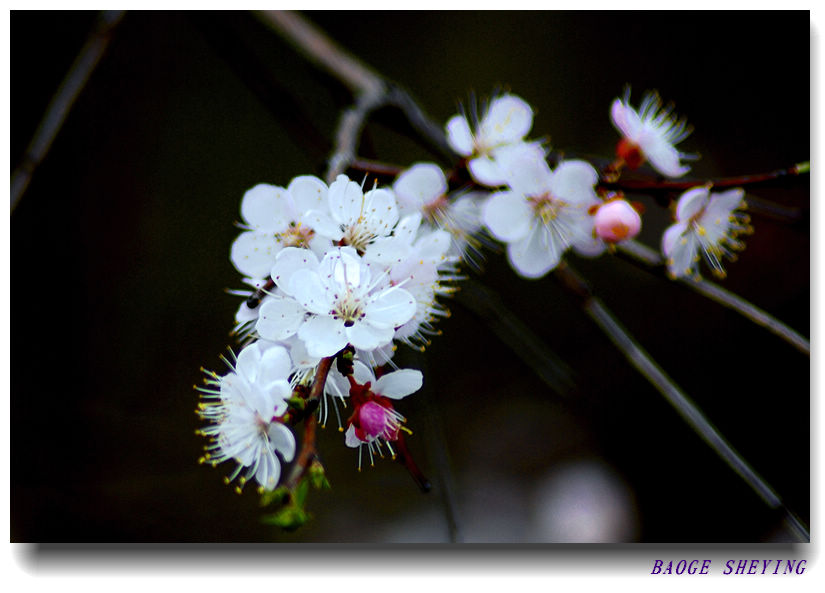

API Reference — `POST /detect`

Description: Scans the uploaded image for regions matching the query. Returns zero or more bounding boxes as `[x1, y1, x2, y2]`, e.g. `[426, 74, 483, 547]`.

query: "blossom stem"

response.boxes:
[554, 262, 809, 542]
[616, 240, 810, 355]
[282, 356, 335, 490]
[394, 431, 432, 493]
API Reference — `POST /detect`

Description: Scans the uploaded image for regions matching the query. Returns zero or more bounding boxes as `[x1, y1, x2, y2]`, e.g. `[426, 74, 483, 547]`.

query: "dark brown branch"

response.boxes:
[603, 161, 809, 193]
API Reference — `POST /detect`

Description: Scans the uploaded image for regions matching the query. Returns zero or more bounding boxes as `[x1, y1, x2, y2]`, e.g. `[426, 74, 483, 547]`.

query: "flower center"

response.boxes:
[340, 217, 376, 253]
[529, 194, 565, 225]
[332, 293, 365, 327]
[277, 222, 315, 248]
[422, 195, 448, 222]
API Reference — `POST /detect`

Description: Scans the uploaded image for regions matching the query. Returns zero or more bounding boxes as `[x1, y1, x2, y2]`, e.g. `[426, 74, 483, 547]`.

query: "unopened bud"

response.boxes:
[594, 199, 642, 243]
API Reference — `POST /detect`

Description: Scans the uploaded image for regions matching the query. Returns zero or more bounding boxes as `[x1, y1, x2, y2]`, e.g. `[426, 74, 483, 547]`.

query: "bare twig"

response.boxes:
[456, 279, 578, 398]
[11, 11, 125, 212]
[554, 262, 809, 542]
[617, 240, 810, 355]
[255, 10, 453, 183]
[603, 161, 810, 193]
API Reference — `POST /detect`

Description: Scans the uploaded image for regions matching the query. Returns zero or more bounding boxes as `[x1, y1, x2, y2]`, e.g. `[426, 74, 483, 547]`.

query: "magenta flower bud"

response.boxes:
[594, 199, 642, 243]
[358, 401, 391, 438]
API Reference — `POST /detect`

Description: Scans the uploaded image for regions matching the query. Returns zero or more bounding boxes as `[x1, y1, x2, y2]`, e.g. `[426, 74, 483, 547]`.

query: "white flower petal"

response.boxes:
[257, 344, 292, 385]
[662, 222, 697, 278]
[394, 163, 447, 212]
[270, 247, 320, 296]
[641, 135, 690, 177]
[363, 235, 410, 265]
[287, 175, 328, 214]
[325, 366, 351, 399]
[374, 369, 423, 399]
[364, 287, 417, 329]
[507, 223, 563, 279]
[675, 187, 710, 222]
[352, 360, 376, 386]
[268, 422, 296, 463]
[414, 229, 452, 263]
[290, 269, 331, 316]
[236, 342, 263, 384]
[549, 160, 599, 205]
[298, 315, 348, 358]
[446, 115, 474, 156]
[257, 297, 306, 341]
[503, 153, 553, 197]
[483, 191, 533, 243]
[346, 321, 394, 352]
[263, 380, 292, 417]
[301, 209, 343, 241]
[255, 450, 280, 490]
[468, 155, 507, 187]
[480, 94, 533, 146]
[610, 99, 642, 139]
[328, 174, 365, 226]
[240, 184, 291, 232]
[362, 188, 399, 237]
[702, 188, 744, 222]
[230, 231, 281, 280]
[344, 424, 362, 447]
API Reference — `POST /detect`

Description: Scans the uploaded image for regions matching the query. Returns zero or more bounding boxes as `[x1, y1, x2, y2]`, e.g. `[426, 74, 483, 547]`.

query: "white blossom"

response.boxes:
[483, 155, 604, 278]
[610, 90, 694, 178]
[662, 186, 751, 279]
[393, 163, 487, 261]
[257, 247, 417, 358]
[196, 341, 296, 492]
[304, 174, 399, 253]
[230, 177, 331, 283]
[446, 94, 543, 186]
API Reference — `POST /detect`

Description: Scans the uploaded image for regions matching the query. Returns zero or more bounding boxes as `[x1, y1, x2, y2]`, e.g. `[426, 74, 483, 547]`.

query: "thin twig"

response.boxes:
[617, 240, 810, 355]
[255, 10, 383, 98]
[554, 262, 809, 542]
[256, 10, 454, 183]
[603, 161, 810, 193]
[11, 11, 125, 212]
[455, 279, 578, 398]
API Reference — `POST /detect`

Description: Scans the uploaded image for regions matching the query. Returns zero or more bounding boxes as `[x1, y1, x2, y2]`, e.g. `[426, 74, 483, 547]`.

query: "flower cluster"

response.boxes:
[196, 86, 754, 503]
[199, 170, 465, 492]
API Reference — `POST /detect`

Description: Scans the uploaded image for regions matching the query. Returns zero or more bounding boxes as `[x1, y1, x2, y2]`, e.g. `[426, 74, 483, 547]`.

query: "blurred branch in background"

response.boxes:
[617, 240, 810, 355]
[255, 9, 454, 184]
[10, 10, 125, 212]
[554, 263, 809, 542]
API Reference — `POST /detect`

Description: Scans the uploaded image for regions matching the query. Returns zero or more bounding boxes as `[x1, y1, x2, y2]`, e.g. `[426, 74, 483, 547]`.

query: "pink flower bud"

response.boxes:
[594, 199, 642, 243]
[358, 401, 391, 439]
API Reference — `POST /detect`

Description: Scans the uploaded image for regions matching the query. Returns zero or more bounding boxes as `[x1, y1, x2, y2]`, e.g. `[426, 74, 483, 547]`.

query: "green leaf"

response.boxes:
[259, 485, 290, 507]
[295, 478, 310, 507]
[261, 506, 311, 531]
[308, 460, 331, 490]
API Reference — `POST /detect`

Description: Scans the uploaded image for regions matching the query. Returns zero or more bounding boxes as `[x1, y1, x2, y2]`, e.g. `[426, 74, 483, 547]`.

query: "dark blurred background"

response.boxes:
[10, 10, 810, 542]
